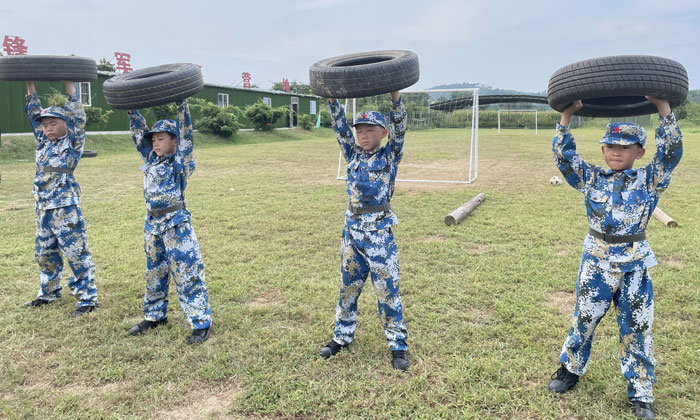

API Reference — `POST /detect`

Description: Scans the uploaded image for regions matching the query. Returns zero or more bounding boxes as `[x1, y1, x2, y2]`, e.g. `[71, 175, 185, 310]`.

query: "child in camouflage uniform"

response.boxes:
[319, 91, 410, 371]
[548, 97, 682, 420]
[127, 99, 212, 344]
[23, 81, 98, 318]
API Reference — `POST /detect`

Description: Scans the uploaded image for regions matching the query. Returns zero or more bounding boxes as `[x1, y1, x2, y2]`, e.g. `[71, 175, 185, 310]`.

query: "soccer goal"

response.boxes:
[497, 109, 540, 135]
[335, 88, 480, 184]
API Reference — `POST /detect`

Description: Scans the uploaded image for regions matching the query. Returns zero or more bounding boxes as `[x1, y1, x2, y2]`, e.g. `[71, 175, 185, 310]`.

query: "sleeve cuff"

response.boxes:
[659, 112, 676, 126]
[556, 123, 570, 132]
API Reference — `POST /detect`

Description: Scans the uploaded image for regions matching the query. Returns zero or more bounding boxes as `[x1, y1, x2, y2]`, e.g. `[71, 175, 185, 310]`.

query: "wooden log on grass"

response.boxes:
[653, 207, 677, 227]
[444, 193, 486, 226]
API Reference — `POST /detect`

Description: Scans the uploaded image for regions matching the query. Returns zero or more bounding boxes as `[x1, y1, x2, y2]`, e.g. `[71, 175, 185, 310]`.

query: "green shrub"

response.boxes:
[319, 109, 332, 128]
[194, 99, 242, 138]
[244, 101, 287, 131]
[299, 114, 314, 130]
[151, 103, 177, 121]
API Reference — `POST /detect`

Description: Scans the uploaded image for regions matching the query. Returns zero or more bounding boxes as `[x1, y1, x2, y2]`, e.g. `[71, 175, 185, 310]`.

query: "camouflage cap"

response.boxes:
[599, 122, 646, 147]
[144, 119, 178, 140]
[35, 106, 67, 122]
[353, 111, 387, 129]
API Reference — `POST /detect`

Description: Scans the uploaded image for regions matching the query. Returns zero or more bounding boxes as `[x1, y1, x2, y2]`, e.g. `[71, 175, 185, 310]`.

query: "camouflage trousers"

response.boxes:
[34, 205, 97, 307]
[334, 226, 408, 351]
[560, 257, 655, 403]
[143, 222, 211, 330]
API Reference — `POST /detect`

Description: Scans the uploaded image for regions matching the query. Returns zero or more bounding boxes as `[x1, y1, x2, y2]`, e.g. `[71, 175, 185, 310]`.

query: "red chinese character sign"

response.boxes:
[282, 78, 291, 93]
[242, 72, 251, 88]
[2, 35, 28, 55]
[114, 52, 133, 73]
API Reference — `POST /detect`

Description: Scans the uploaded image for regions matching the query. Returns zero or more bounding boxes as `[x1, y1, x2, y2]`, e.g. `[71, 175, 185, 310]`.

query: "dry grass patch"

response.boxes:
[544, 291, 577, 316]
[156, 381, 244, 420]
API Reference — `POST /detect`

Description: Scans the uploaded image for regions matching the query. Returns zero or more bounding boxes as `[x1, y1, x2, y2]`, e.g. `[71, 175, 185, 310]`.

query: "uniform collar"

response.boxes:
[603, 167, 638, 178]
[359, 144, 382, 156]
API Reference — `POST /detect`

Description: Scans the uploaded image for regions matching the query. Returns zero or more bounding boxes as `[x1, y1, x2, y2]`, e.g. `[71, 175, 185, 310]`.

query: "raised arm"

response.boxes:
[62, 81, 87, 151]
[387, 91, 406, 164]
[175, 98, 195, 177]
[644, 96, 682, 192]
[552, 100, 591, 192]
[128, 110, 152, 162]
[24, 82, 43, 142]
[328, 98, 357, 162]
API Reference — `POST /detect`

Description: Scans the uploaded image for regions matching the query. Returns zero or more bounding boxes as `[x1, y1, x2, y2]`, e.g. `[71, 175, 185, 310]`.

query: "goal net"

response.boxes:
[334, 88, 479, 184]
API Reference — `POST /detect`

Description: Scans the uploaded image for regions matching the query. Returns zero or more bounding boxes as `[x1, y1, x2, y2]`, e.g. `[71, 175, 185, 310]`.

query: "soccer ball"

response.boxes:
[550, 176, 562, 186]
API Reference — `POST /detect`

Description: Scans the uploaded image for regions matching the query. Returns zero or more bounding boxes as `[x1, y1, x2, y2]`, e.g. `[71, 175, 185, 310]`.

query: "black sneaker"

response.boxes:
[391, 350, 410, 371]
[319, 340, 346, 359]
[548, 364, 579, 394]
[23, 298, 57, 307]
[630, 401, 654, 419]
[129, 318, 168, 336]
[71, 305, 96, 318]
[189, 327, 211, 344]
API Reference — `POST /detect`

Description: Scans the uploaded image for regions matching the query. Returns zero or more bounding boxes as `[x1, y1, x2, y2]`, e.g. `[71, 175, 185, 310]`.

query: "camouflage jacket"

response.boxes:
[329, 98, 407, 231]
[553, 113, 683, 272]
[26, 92, 86, 210]
[128, 99, 195, 235]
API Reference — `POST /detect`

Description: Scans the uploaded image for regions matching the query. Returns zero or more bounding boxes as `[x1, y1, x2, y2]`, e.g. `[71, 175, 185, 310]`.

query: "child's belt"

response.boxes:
[588, 228, 646, 244]
[36, 166, 74, 175]
[148, 203, 185, 218]
[349, 202, 391, 215]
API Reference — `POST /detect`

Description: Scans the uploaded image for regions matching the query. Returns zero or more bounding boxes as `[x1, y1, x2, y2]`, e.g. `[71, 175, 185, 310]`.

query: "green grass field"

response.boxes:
[1, 126, 699, 419]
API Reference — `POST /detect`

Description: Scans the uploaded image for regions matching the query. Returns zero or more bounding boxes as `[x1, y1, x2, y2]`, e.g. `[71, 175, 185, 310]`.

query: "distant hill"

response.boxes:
[428, 82, 546, 98]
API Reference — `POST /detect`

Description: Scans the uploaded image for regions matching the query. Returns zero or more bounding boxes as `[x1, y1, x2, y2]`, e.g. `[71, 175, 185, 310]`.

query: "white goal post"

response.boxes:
[497, 109, 540, 135]
[335, 88, 480, 184]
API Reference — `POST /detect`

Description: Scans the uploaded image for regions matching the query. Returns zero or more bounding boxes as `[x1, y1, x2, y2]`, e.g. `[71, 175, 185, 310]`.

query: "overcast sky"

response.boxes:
[1, 0, 698, 92]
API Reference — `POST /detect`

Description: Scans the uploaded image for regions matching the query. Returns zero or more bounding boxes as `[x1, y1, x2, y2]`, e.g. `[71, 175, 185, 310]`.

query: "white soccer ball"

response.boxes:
[550, 176, 562, 186]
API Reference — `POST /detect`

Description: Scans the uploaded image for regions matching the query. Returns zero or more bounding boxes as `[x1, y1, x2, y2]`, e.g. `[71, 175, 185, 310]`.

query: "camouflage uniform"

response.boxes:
[552, 114, 683, 403]
[26, 93, 98, 307]
[328, 99, 408, 351]
[128, 99, 211, 330]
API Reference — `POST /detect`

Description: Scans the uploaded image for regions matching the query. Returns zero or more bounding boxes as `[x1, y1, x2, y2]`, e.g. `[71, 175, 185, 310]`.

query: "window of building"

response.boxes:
[74, 82, 91, 106]
[263, 97, 272, 106]
[310, 100, 317, 115]
[218, 93, 229, 107]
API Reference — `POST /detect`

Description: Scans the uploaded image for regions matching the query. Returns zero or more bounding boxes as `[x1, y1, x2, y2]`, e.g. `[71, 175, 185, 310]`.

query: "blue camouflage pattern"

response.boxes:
[129, 99, 211, 329]
[599, 122, 647, 147]
[329, 98, 407, 231]
[26, 92, 86, 210]
[552, 113, 682, 273]
[328, 97, 408, 351]
[34, 205, 97, 307]
[35, 106, 68, 122]
[352, 110, 387, 129]
[334, 226, 407, 351]
[560, 258, 655, 402]
[553, 113, 682, 404]
[129, 100, 195, 235]
[143, 222, 211, 329]
[145, 119, 178, 140]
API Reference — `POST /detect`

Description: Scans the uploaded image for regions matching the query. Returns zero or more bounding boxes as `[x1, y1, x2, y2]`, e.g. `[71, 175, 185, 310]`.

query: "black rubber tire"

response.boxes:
[309, 50, 420, 98]
[103, 63, 203, 109]
[547, 55, 688, 117]
[82, 150, 97, 158]
[430, 94, 548, 111]
[0, 55, 97, 81]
